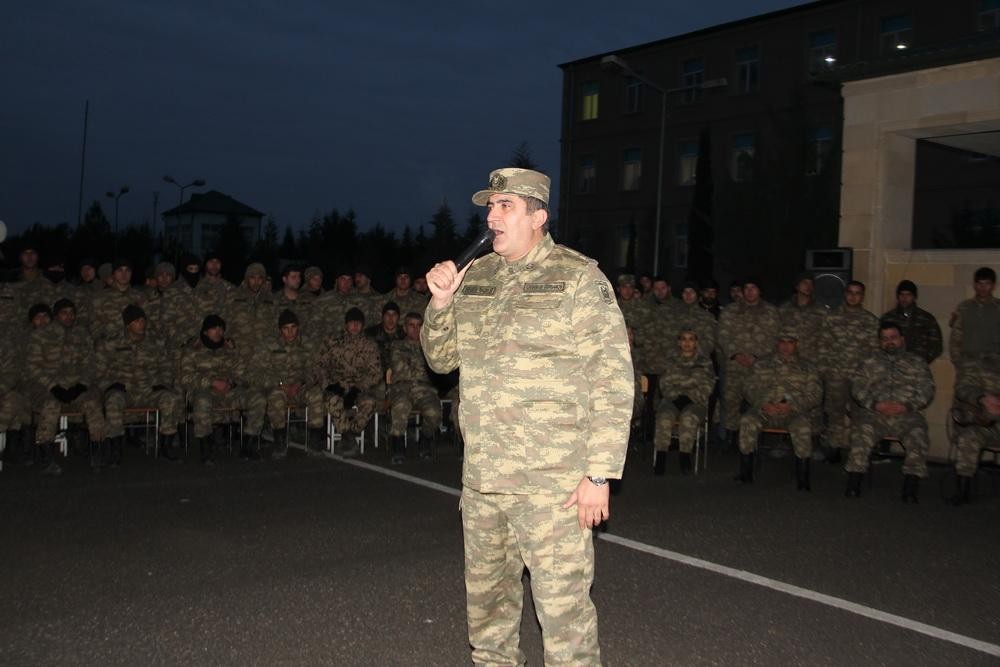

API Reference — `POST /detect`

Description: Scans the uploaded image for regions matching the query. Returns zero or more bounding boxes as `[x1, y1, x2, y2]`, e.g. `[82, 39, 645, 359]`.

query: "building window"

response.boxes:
[880, 14, 913, 54]
[622, 148, 642, 191]
[675, 222, 689, 269]
[579, 156, 597, 194]
[616, 224, 633, 268]
[625, 76, 642, 114]
[680, 58, 704, 104]
[581, 82, 599, 121]
[980, 0, 1000, 30]
[731, 133, 755, 182]
[807, 29, 837, 71]
[735, 46, 760, 94]
[806, 124, 834, 175]
[678, 141, 699, 185]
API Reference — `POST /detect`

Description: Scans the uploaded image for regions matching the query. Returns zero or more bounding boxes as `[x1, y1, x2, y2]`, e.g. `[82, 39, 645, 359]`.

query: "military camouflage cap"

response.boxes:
[245, 262, 267, 278]
[304, 266, 323, 281]
[472, 167, 551, 206]
[97, 262, 112, 280]
[777, 330, 799, 341]
[617, 274, 636, 288]
[155, 261, 176, 278]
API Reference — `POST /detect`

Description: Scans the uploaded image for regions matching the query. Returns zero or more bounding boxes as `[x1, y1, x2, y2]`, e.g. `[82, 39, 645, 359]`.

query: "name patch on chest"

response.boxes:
[522, 282, 565, 294]
[462, 285, 496, 297]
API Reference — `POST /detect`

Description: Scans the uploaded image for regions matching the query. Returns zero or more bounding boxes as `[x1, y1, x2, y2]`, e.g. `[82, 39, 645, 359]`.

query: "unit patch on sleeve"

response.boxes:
[596, 280, 613, 304]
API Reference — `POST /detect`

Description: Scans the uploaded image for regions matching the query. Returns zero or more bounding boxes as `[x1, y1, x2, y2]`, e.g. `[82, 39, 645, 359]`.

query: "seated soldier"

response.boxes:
[845, 320, 935, 502]
[387, 312, 442, 464]
[0, 323, 28, 466]
[96, 305, 183, 466]
[365, 301, 405, 407]
[653, 329, 715, 476]
[948, 352, 1000, 506]
[26, 298, 106, 474]
[736, 330, 822, 489]
[253, 309, 325, 459]
[316, 307, 381, 457]
[180, 314, 265, 464]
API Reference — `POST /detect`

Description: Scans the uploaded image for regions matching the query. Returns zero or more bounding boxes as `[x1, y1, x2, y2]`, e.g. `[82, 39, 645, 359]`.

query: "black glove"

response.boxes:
[151, 384, 167, 392]
[343, 387, 359, 410]
[106, 382, 126, 395]
[50, 385, 70, 403]
[64, 384, 88, 402]
[326, 383, 345, 396]
[673, 395, 693, 411]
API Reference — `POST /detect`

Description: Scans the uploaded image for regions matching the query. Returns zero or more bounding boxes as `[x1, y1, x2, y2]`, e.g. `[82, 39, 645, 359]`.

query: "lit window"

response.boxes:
[808, 30, 837, 71]
[623, 148, 642, 191]
[678, 141, 699, 186]
[579, 156, 597, 194]
[675, 222, 689, 269]
[625, 77, 642, 114]
[806, 124, 834, 175]
[681, 58, 704, 104]
[731, 134, 755, 182]
[980, 0, 1000, 30]
[581, 82, 599, 121]
[735, 46, 759, 94]
[880, 14, 913, 54]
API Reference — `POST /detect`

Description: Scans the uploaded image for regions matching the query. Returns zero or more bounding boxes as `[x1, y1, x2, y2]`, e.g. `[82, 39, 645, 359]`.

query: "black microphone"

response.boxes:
[454, 227, 495, 271]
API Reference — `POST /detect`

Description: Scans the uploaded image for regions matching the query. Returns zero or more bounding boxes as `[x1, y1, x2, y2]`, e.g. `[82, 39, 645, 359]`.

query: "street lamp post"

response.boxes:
[600, 55, 726, 275]
[105, 186, 130, 239]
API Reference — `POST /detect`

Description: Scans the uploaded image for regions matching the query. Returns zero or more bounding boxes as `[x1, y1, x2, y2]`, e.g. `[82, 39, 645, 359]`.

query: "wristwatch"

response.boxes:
[587, 476, 608, 487]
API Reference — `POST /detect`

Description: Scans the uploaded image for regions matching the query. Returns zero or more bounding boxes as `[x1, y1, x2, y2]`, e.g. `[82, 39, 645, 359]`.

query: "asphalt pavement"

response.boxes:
[1, 437, 998, 666]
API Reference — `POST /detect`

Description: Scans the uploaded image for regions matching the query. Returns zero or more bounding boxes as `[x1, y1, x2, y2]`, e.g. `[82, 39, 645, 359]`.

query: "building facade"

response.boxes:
[161, 190, 263, 257]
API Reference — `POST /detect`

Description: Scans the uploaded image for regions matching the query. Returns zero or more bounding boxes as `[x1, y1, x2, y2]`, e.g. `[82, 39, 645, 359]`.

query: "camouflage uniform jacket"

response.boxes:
[882, 304, 942, 364]
[851, 350, 935, 413]
[318, 290, 371, 334]
[642, 297, 681, 374]
[718, 299, 781, 360]
[658, 352, 715, 406]
[193, 276, 234, 318]
[620, 296, 655, 373]
[389, 338, 434, 389]
[222, 285, 277, 351]
[179, 339, 245, 393]
[675, 302, 718, 358]
[382, 289, 428, 321]
[954, 353, 1000, 420]
[779, 298, 828, 364]
[744, 353, 822, 417]
[248, 334, 317, 389]
[949, 296, 1000, 362]
[26, 323, 96, 392]
[0, 280, 25, 344]
[14, 272, 53, 317]
[0, 328, 25, 393]
[420, 233, 634, 494]
[365, 323, 405, 373]
[355, 287, 383, 327]
[817, 305, 879, 378]
[315, 331, 381, 391]
[91, 286, 145, 342]
[96, 332, 175, 393]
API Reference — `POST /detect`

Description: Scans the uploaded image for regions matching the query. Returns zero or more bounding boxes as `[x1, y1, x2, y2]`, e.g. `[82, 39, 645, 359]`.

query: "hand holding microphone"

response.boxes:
[426, 227, 494, 308]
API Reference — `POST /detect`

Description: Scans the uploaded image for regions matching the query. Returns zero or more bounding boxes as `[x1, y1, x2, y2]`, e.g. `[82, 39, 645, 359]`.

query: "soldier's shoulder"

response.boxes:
[550, 244, 598, 269]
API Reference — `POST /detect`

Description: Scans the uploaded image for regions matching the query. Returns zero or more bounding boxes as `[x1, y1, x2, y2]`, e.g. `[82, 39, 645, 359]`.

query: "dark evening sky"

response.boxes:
[1, 0, 806, 237]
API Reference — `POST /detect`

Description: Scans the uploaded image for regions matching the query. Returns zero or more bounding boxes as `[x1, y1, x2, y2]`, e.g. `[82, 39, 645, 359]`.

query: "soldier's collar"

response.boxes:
[501, 233, 553, 273]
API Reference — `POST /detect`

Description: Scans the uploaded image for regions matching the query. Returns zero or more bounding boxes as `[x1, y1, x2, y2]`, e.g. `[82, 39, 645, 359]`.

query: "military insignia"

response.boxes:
[596, 280, 613, 304]
[462, 285, 497, 296]
[523, 282, 565, 294]
[489, 173, 507, 191]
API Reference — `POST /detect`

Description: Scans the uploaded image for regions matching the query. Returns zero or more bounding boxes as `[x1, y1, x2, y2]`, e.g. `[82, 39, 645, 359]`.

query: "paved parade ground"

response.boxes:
[2, 440, 998, 666]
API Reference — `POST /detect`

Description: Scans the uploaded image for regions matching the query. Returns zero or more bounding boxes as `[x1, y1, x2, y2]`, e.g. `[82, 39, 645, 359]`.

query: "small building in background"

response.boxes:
[161, 190, 263, 256]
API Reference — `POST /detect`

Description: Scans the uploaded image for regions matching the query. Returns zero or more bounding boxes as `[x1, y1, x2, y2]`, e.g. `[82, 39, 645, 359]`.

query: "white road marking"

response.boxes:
[334, 455, 1000, 658]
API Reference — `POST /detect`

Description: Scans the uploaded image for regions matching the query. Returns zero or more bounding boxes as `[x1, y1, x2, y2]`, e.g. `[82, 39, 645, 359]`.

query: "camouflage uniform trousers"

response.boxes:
[739, 411, 814, 458]
[105, 388, 182, 438]
[29, 387, 105, 443]
[954, 423, 1000, 477]
[0, 389, 27, 432]
[845, 410, 930, 477]
[721, 361, 753, 430]
[654, 403, 706, 454]
[326, 391, 375, 434]
[388, 383, 441, 437]
[188, 387, 263, 439]
[823, 375, 853, 450]
[461, 486, 601, 667]
[265, 385, 325, 429]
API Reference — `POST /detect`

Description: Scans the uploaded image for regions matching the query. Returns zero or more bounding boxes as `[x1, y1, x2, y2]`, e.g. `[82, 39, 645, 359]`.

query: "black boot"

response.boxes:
[726, 429, 740, 453]
[241, 434, 261, 461]
[845, 472, 863, 498]
[653, 450, 667, 476]
[390, 435, 405, 465]
[418, 431, 434, 461]
[735, 452, 754, 484]
[902, 474, 920, 504]
[272, 428, 288, 459]
[307, 427, 327, 456]
[89, 440, 103, 472]
[40, 442, 62, 476]
[337, 430, 358, 458]
[679, 451, 692, 475]
[159, 433, 179, 462]
[826, 447, 843, 464]
[108, 435, 123, 468]
[795, 457, 811, 492]
[455, 431, 464, 462]
[199, 435, 214, 466]
[948, 475, 972, 506]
